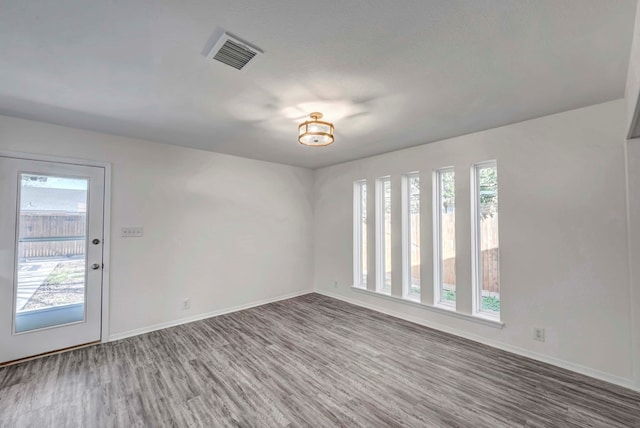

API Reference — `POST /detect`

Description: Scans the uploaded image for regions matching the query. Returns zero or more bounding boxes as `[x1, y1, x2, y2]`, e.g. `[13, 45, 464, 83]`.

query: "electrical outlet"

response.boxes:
[533, 327, 545, 342]
[121, 226, 143, 237]
[182, 298, 190, 310]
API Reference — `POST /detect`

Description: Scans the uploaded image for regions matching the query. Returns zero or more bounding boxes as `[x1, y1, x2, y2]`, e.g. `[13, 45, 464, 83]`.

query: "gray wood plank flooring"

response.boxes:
[1, 293, 639, 427]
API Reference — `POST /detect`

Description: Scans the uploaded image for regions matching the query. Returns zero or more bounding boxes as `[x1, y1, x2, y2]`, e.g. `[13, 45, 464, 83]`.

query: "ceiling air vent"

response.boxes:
[207, 33, 262, 71]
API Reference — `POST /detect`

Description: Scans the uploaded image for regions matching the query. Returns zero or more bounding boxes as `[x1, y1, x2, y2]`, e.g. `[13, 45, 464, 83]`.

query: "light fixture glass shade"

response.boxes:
[298, 112, 334, 146]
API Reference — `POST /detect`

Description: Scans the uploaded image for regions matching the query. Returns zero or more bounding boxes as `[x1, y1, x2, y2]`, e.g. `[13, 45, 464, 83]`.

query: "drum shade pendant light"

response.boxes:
[298, 112, 334, 146]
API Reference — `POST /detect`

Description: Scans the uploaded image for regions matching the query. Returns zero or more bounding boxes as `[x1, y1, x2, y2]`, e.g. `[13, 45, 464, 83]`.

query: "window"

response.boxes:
[351, 162, 503, 327]
[472, 161, 500, 317]
[434, 168, 456, 306]
[376, 176, 392, 294]
[402, 173, 420, 300]
[353, 180, 367, 288]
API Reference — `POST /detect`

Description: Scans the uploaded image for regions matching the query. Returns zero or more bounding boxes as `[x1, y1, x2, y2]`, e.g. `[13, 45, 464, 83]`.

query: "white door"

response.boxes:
[0, 156, 105, 363]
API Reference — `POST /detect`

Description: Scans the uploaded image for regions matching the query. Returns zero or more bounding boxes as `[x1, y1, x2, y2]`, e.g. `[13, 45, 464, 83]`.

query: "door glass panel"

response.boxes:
[15, 174, 88, 333]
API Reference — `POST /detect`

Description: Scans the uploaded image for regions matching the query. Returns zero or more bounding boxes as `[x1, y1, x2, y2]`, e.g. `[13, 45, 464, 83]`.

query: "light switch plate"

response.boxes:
[121, 226, 143, 237]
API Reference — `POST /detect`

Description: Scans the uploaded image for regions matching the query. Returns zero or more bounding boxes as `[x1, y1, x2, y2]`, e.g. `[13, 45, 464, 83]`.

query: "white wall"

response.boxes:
[626, 1, 640, 137]
[0, 115, 314, 338]
[1, 100, 636, 390]
[624, 5, 640, 389]
[626, 138, 640, 389]
[314, 100, 636, 388]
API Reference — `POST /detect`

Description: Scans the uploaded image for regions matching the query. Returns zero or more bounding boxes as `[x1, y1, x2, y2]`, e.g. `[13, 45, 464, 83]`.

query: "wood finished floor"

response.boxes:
[1, 293, 639, 427]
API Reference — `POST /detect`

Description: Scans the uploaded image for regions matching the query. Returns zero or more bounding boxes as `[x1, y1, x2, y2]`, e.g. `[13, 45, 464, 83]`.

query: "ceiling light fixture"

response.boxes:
[298, 112, 334, 146]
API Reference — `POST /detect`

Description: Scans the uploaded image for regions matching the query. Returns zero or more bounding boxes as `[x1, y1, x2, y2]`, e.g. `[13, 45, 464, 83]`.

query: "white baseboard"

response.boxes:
[315, 289, 639, 393]
[108, 289, 313, 342]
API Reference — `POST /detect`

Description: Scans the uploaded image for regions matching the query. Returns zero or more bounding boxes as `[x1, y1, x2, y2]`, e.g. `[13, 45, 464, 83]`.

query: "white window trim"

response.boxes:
[471, 160, 500, 320]
[433, 167, 456, 309]
[350, 286, 504, 328]
[375, 176, 391, 294]
[353, 180, 366, 289]
[401, 172, 420, 300]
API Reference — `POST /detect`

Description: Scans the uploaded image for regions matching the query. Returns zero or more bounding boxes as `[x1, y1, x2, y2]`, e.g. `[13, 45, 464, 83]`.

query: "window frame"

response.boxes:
[401, 172, 420, 301]
[471, 160, 500, 319]
[375, 176, 392, 294]
[433, 167, 456, 308]
[353, 179, 367, 289]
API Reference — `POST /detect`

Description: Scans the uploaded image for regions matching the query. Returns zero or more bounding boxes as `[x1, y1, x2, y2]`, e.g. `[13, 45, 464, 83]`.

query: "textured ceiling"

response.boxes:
[0, 0, 637, 168]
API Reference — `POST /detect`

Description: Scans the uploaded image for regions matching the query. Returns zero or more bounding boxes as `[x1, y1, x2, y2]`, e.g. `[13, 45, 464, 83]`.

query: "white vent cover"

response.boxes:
[207, 33, 262, 71]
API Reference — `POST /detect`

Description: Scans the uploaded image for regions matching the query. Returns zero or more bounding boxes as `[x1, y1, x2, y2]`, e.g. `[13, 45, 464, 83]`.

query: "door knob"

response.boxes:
[92, 238, 101, 245]
[91, 263, 101, 270]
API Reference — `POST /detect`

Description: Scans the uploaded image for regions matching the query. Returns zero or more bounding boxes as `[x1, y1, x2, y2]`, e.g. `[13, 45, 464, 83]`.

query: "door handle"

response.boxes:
[91, 263, 102, 270]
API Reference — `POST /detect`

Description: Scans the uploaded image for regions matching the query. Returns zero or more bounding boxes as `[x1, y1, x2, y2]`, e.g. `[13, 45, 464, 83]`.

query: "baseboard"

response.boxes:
[315, 289, 639, 393]
[109, 289, 314, 342]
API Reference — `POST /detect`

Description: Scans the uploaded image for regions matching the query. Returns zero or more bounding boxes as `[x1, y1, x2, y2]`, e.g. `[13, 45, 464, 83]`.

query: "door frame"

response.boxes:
[0, 150, 112, 343]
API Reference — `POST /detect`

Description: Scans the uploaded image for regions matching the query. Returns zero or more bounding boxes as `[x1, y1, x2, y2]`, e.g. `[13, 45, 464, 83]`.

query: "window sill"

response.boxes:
[350, 286, 504, 329]
[403, 294, 420, 303]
